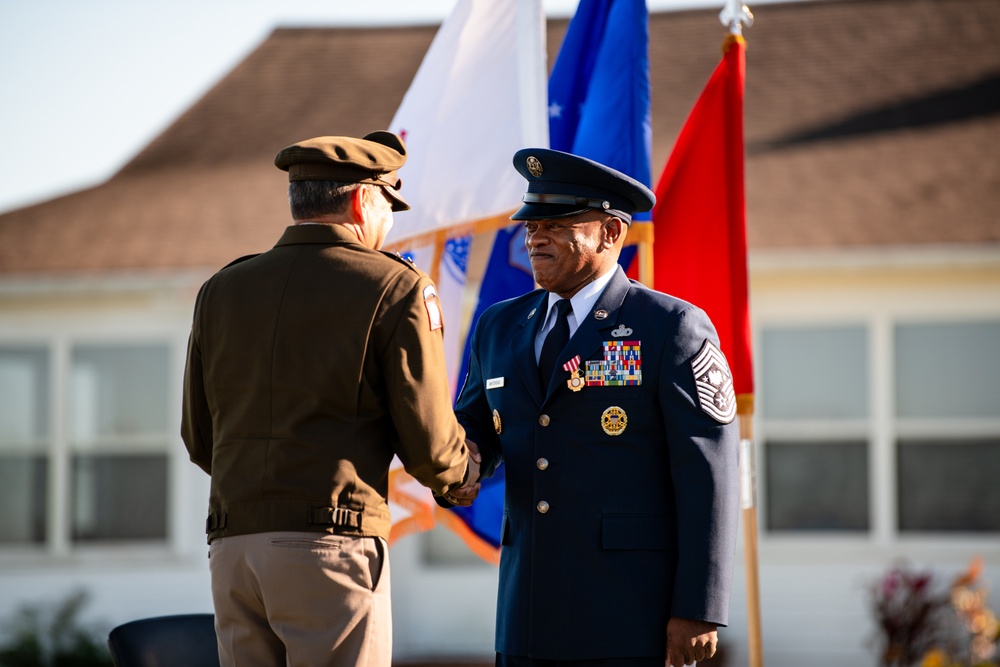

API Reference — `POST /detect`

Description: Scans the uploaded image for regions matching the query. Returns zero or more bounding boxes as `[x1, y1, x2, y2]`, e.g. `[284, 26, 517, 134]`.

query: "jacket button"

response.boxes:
[536, 500, 550, 514]
[536, 458, 549, 470]
[538, 414, 551, 426]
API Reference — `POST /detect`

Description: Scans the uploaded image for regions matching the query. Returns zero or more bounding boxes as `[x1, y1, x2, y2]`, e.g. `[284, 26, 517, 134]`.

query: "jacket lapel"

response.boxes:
[511, 291, 548, 406]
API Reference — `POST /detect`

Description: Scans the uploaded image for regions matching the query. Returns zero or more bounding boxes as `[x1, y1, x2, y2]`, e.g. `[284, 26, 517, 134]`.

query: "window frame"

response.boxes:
[0, 305, 200, 565]
[752, 270, 1000, 559]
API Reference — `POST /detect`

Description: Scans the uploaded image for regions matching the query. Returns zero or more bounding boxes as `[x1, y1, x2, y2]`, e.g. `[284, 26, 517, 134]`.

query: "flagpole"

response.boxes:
[738, 396, 763, 667]
[719, 3, 763, 666]
[720, 0, 753, 37]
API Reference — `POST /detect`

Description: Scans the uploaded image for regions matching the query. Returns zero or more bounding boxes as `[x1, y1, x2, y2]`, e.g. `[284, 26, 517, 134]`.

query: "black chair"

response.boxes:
[107, 613, 219, 667]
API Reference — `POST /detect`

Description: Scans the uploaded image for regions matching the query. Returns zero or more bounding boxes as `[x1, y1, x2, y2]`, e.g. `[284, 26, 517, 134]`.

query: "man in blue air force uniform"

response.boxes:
[452, 149, 740, 667]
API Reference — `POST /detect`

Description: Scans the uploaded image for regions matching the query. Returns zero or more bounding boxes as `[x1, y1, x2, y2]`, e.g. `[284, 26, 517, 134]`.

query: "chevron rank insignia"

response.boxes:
[690, 340, 736, 424]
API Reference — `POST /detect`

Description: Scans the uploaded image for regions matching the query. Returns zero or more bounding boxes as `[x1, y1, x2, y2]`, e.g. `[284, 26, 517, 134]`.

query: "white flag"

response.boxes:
[386, 0, 548, 549]
[388, 0, 548, 245]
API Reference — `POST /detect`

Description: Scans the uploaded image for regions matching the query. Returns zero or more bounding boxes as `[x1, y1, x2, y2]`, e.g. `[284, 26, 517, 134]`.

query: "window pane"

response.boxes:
[895, 321, 1000, 418]
[72, 454, 167, 541]
[70, 344, 170, 444]
[0, 347, 50, 544]
[0, 347, 49, 445]
[897, 439, 1000, 532]
[761, 326, 868, 419]
[0, 455, 47, 543]
[766, 441, 869, 531]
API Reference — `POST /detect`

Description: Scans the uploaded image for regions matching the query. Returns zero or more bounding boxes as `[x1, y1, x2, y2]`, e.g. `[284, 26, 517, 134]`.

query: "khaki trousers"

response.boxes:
[209, 531, 391, 667]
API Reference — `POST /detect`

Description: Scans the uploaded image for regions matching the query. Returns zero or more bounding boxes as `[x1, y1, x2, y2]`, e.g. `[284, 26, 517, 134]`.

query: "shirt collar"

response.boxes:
[545, 265, 617, 331]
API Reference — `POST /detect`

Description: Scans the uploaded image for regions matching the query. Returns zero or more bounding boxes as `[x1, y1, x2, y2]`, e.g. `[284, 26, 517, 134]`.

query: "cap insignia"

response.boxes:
[526, 156, 543, 177]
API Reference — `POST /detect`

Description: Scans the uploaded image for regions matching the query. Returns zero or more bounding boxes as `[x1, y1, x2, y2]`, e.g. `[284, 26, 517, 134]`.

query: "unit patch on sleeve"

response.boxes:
[690, 340, 737, 424]
[422, 284, 443, 331]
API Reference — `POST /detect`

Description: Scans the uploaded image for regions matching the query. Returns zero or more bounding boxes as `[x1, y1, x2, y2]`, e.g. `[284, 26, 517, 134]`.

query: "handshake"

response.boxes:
[444, 439, 482, 507]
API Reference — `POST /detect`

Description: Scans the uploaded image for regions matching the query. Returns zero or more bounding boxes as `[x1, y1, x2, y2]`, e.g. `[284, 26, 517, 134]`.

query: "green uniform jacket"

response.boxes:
[182, 224, 469, 543]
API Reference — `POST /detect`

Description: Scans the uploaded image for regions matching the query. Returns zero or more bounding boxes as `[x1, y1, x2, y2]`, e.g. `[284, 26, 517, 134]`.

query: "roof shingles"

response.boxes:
[1, 0, 997, 276]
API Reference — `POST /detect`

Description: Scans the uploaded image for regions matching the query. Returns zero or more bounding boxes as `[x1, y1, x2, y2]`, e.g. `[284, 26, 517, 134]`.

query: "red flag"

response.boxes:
[651, 35, 753, 397]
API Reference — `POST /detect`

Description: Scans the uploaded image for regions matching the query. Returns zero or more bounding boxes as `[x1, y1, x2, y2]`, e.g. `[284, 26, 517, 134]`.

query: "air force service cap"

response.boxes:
[511, 148, 655, 223]
[274, 131, 410, 211]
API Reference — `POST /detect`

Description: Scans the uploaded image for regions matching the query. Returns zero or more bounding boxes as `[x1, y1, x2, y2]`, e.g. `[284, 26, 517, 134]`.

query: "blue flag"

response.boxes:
[550, 0, 651, 192]
[450, 0, 652, 553]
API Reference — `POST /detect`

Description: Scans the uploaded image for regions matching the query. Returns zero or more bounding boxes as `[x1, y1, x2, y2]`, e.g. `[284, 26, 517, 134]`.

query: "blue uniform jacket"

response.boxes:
[455, 267, 740, 660]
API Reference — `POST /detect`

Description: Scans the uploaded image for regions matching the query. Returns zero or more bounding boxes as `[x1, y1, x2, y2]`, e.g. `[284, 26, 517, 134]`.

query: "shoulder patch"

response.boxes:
[690, 340, 736, 424]
[422, 284, 443, 331]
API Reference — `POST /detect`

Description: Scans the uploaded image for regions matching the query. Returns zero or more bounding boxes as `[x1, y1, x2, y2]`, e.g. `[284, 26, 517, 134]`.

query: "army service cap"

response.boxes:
[511, 148, 655, 223]
[274, 131, 410, 211]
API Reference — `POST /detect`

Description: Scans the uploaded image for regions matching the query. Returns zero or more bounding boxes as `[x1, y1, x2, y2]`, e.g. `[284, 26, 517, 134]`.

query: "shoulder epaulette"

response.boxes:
[379, 250, 421, 274]
[220, 254, 260, 270]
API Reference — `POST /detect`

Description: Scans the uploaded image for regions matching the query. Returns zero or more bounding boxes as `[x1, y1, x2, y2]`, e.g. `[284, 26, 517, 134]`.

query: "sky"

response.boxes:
[0, 0, 730, 215]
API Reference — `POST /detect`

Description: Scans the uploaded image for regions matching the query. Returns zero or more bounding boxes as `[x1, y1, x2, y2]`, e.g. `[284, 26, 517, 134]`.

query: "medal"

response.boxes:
[563, 355, 584, 392]
[601, 406, 628, 436]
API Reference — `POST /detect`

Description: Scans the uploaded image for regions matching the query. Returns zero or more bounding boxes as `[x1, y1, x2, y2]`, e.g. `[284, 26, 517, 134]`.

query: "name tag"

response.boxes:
[486, 377, 505, 390]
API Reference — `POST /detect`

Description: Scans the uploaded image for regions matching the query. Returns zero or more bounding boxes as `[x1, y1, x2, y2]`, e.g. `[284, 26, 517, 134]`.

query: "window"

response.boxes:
[70, 345, 170, 542]
[894, 321, 1000, 533]
[0, 347, 50, 544]
[894, 321, 1000, 419]
[766, 440, 869, 532]
[759, 319, 1000, 537]
[0, 341, 172, 550]
[897, 439, 1000, 532]
[761, 326, 869, 420]
[760, 325, 870, 533]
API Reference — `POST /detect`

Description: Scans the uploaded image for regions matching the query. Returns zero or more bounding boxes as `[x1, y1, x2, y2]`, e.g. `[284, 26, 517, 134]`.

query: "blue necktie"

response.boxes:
[538, 299, 572, 387]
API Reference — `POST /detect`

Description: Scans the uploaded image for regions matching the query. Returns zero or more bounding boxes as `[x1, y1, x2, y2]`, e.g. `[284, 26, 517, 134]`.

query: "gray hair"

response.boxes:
[288, 180, 360, 220]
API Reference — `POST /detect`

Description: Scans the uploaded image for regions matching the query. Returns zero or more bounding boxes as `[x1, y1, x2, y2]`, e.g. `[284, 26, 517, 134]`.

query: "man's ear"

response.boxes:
[350, 185, 367, 222]
[602, 217, 626, 248]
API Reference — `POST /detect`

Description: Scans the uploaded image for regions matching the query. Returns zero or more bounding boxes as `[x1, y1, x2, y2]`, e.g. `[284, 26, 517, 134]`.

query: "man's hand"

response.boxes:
[666, 617, 718, 666]
[446, 439, 481, 507]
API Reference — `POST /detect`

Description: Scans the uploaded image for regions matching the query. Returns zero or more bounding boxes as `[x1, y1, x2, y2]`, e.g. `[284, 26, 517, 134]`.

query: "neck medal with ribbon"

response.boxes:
[563, 355, 585, 392]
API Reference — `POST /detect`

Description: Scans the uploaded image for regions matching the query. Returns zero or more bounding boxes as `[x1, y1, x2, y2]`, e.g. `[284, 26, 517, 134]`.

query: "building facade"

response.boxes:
[1, 2, 998, 664]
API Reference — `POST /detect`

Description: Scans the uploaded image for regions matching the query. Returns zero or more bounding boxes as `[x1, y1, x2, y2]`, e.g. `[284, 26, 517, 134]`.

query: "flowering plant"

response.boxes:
[920, 557, 999, 667]
[872, 562, 952, 666]
[871, 558, 999, 667]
